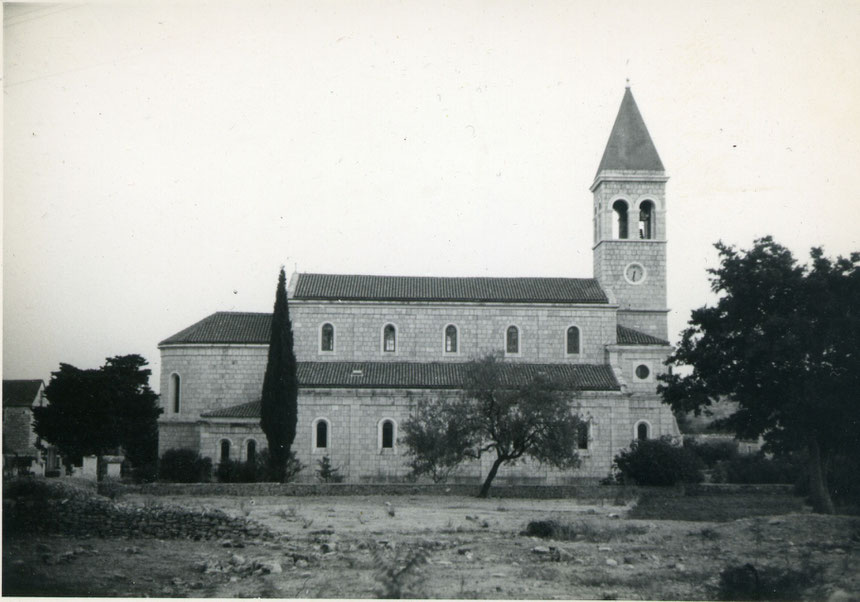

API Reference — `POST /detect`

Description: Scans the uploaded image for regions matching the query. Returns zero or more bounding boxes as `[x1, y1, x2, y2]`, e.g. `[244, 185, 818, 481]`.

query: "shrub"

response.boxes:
[716, 562, 823, 600]
[216, 459, 259, 483]
[684, 438, 739, 467]
[613, 436, 704, 486]
[718, 452, 801, 484]
[159, 448, 212, 483]
[316, 456, 343, 483]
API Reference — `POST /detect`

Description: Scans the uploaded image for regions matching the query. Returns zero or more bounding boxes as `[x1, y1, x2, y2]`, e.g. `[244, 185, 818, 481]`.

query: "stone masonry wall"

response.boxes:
[192, 388, 677, 483]
[288, 302, 618, 364]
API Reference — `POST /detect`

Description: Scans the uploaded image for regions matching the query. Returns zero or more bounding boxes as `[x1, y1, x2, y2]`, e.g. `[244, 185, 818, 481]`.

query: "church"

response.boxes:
[157, 86, 680, 483]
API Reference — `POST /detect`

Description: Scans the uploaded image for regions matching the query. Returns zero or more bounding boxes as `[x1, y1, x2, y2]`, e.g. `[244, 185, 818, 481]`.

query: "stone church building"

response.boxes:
[157, 86, 679, 483]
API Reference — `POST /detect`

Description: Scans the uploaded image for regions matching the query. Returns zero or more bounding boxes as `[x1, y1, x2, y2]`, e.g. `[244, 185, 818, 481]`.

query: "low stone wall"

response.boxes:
[122, 481, 794, 499]
[124, 481, 624, 499]
[3, 481, 272, 540]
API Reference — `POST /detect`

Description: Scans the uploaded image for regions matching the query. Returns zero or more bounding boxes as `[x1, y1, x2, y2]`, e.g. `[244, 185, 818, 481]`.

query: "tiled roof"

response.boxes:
[616, 325, 670, 346]
[201, 361, 619, 418]
[202, 399, 261, 419]
[596, 87, 664, 175]
[160, 312, 271, 345]
[293, 273, 609, 304]
[3, 380, 44, 408]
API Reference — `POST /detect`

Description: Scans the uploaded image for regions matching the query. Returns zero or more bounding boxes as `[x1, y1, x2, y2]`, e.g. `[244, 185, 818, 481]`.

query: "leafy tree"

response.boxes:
[402, 354, 583, 497]
[659, 237, 860, 513]
[33, 354, 162, 478]
[401, 397, 474, 483]
[260, 267, 299, 482]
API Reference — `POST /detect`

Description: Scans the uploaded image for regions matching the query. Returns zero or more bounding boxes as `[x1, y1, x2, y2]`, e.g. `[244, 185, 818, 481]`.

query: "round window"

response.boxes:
[635, 364, 650, 379]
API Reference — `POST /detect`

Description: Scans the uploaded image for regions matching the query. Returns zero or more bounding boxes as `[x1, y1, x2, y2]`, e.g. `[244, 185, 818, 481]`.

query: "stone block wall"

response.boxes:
[190, 388, 678, 483]
[2, 407, 36, 457]
[159, 346, 268, 419]
[289, 302, 617, 364]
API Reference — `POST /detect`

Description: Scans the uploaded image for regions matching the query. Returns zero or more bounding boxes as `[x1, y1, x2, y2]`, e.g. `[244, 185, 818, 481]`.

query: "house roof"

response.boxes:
[616, 325, 670, 346]
[3, 380, 44, 408]
[596, 87, 664, 175]
[292, 273, 609, 304]
[160, 312, 271, 345]
[201, 360, 620, 418]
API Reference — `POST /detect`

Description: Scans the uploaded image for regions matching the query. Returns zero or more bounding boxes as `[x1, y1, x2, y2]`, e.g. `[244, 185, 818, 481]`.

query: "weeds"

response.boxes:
[371, 543, 429, 598]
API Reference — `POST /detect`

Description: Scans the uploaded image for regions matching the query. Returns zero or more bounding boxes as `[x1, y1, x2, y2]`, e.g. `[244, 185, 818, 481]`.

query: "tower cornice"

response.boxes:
[590, 170, 669, 192]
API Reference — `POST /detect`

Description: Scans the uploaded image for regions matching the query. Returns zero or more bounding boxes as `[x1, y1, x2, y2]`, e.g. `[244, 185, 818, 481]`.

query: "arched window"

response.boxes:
[577, 422, 590, 450]
[246, 440, 256, 464]
[636, 421, 650, 441]
[170, 373, 181, 413]
[638, 200, 654, 239]
[315, 419, 329, 449]
[220, 439, 231, 462]
[566, 326, 580, 355]
[380, 419, 395, 449]
[321, 323, 334, 352]
[445, 324, 458, 353]
[383, 324, 396, 352]
[506, 326, 519, 354]
[612, 200, 629, 239]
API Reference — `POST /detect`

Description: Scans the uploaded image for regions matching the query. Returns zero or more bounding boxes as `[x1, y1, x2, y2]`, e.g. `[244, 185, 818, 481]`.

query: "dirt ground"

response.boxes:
[4, 492, 859, 599]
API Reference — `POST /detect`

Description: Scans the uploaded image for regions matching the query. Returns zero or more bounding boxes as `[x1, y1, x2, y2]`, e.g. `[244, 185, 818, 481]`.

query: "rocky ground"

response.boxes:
[3, 485, 859, 599]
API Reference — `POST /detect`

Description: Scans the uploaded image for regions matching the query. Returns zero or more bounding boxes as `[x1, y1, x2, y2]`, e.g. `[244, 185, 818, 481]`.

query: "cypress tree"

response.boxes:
[260, 267, 299, 481]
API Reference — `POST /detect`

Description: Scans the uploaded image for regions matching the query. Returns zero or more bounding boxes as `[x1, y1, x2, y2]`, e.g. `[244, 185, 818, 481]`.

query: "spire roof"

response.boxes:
[596, 87, 664, 175]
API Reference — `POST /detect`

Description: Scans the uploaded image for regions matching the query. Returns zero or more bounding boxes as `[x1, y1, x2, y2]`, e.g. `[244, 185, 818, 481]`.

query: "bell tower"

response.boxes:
[592, 85, 669, 339]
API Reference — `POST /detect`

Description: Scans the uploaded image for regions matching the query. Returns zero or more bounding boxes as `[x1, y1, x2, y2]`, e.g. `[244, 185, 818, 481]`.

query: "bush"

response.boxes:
[717, 452, 801, 484]
[159, 448, 212, 483]
[684, 438, 739, 467]
[613, 436, 704, 486]
[716, 562, 822, 600]
[316, 455, 343, 483]
[216, 459, 261, 483]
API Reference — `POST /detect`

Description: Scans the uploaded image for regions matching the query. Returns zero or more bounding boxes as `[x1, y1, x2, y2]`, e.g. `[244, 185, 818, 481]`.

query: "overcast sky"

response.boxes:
[4, 0, 859, 392]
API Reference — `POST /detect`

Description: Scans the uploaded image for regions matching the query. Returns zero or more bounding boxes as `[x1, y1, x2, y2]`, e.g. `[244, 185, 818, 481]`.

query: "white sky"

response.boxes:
[4, 0, 860, 392]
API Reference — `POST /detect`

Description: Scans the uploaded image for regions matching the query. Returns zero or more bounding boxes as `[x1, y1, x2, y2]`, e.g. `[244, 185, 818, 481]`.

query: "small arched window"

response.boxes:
[170, 373, 181, 414]
[506, 326, 519, 354]
[246, 440, 256, 464]
[316, 420, 328, 449]
[566, 326, 580, 355]
[636, 422, 650, 441]
[220, 439, 231, 462]
[445, 324, 458, 353]
[612, 200, 629, 239]
[380, 419, 395, 449]
[383, 324, 396, 352]
[321, 323, 334, 352]
[577, 422, 590, 450]
[638, 200, 654, 240]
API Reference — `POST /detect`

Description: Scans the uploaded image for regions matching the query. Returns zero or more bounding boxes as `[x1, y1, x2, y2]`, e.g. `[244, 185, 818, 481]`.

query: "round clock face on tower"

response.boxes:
[624, 262, 647, 285]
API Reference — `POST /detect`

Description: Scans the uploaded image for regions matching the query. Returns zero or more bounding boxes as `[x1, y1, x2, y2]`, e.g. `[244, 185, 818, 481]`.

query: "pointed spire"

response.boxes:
[596, 87, 664, 176]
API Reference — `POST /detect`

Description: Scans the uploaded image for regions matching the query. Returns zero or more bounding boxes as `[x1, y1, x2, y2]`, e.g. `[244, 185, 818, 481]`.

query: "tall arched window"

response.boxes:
[636, 421, 650, 441]
[321, 323, 334, 352]
[380, 419, 395, 449]
[316, 419, 328, 449]
[170, 373, 181, 414]
[246, 440, 256, 464]
[638, 200, 654, 239]
[506, 326, 519, 354]
[612, 200, 629, 239]
[577, 422, 590, 450]
[220, 439, 231, 462]
[566, 326, 580, 355]
[383, 324, 396, 352]
[445, 324, 458, 353]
